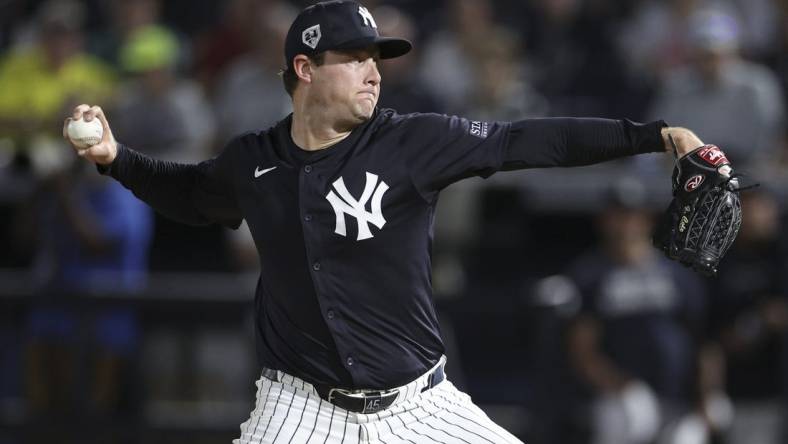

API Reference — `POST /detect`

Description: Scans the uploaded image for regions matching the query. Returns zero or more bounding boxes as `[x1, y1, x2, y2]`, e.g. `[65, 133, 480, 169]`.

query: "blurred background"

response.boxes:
[1, 0, 788, 443]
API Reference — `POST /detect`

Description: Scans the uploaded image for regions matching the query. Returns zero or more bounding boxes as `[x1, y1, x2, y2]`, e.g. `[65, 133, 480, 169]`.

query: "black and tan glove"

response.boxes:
[653, 139, 744, 276]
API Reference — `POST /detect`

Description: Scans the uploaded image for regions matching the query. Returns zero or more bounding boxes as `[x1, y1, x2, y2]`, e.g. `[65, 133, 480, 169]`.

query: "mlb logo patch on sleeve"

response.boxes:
[469, 121, 489, 138]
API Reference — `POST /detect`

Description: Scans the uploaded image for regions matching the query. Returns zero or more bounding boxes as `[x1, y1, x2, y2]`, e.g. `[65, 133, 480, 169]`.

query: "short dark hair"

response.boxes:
[282, 52, 325, 98]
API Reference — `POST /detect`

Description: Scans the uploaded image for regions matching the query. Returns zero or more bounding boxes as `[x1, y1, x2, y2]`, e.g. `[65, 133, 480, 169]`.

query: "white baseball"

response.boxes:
[67, 117, 104, 149]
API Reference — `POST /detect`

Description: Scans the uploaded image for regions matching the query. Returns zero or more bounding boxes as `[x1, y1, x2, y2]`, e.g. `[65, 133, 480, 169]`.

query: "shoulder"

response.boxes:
[659, 67, 700, 96]
[66, 53, 116, 81]
[0, 48, 43, 73]
[566, 249, 610, 288]
[729, 60, 780, 83]
[728, 61, 783, 97]
[372, 107, 470, 133]
[222, 117, 289, 157]
[659, 256, 706, 290]
[170, 79, 209, 102]
[225, 129, 270, 152]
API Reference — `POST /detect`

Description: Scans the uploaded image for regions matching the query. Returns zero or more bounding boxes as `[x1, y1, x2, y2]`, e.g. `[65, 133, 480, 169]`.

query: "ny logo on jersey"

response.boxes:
[358, 6, 377, 28]
[326, 172, 389, 241]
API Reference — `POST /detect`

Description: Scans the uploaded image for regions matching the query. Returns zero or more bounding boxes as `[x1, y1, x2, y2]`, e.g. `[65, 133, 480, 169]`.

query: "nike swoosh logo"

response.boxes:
[254, 166, 277, 178]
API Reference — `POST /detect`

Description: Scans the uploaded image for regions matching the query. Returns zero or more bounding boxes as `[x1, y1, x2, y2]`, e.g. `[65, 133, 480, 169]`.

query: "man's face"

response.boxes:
[601, 207, 654, 245]
[307, 47, 381, 127]
[693, 47, 731, 84]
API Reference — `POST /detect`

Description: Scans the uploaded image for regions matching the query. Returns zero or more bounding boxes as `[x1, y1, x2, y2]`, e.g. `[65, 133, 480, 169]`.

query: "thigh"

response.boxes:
[369, 380, 524, 444]
[234, 375, 361, 444]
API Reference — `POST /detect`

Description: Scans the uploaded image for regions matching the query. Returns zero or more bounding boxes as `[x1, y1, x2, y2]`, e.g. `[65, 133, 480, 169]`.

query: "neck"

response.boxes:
[609, 238, 652, 264]
[290, 98, 353, 151]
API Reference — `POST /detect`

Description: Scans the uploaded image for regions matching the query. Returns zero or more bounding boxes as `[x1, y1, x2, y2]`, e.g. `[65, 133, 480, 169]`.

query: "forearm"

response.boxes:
[501, 118, 667, 169]
[99, 144, 215, 225]
[568, 317, 631, 393]
[578, 354, 631, 393]
[698, 342, 725, 396]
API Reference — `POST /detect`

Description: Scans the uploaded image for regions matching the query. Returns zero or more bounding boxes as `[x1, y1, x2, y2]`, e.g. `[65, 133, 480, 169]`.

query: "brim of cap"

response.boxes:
[333, 36, 412, 59]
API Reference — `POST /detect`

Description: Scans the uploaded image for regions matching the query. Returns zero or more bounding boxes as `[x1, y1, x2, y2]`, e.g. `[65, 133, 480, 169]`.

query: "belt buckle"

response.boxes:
[327, 388, 398, 414]
[326, 387, 351, 404]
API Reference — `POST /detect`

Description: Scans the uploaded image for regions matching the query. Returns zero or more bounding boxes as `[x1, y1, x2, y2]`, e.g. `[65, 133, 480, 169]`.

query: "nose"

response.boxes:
[365, 58, 381, 86]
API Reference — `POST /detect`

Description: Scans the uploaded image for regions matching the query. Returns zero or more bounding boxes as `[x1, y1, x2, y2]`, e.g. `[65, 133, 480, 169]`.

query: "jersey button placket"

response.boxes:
[298, 160, 359, 381]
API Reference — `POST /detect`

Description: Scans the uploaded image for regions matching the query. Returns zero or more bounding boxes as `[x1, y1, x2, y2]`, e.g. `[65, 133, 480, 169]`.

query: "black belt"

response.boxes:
[261, 364, 445, 414]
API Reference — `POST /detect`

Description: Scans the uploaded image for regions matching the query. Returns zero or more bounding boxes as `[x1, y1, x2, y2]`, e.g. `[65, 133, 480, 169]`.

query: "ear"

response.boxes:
[293, 55, 313, 83]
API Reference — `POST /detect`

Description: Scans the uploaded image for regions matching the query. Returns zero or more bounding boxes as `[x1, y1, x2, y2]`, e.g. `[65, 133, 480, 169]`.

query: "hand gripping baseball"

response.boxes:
[63, 104, 118, 165]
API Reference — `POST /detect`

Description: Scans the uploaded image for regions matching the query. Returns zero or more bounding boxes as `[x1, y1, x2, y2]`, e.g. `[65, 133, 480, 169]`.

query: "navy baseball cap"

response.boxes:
[284, 0, 412, 69]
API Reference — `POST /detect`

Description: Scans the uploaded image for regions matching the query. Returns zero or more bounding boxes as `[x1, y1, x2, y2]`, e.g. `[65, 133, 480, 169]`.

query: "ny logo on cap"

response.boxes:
[302, 24, 321, 49]
[358, 6, 377, 29]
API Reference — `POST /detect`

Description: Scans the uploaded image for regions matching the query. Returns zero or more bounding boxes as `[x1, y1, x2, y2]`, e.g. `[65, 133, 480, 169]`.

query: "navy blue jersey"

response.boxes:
[101, 108, 666, 389]
[566, 249, 707, 400]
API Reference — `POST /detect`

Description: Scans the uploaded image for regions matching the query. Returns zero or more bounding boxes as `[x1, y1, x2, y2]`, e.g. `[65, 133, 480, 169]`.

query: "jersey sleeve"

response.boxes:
[502, 118, 667, 170]
[99, 139, 243, 229]
[397, 113, 511, 199]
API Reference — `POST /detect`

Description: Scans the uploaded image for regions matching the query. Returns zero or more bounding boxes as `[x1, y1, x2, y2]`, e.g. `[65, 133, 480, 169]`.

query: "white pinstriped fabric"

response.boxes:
[233, 357, 523, 444]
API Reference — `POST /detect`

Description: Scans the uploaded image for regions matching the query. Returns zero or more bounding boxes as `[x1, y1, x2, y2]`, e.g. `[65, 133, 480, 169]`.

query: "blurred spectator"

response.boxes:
[417, 0, 544, 286]
[727, 0, 780, 59]
[90, 0, 162, 66]
[0, 0, 786, 441]
[111, 24, 229, 275]
[648, 9, 785, 171]
[524, 0, 632, 117]
[459, 26, 547, 121]
[418, 0, 497, 114]
[563, 179, 722, 444]
[767, 0, 788, 132]
[112, 24, 215, 162]
[0, 0, 114, 175]
[193, 0, 266, 95]
[710, 189, 788, 444]
[212, 1, 294, 144]
[18, 158, 152, 415]
[617, 0, 701, 83]
[376, 5, 442, 114]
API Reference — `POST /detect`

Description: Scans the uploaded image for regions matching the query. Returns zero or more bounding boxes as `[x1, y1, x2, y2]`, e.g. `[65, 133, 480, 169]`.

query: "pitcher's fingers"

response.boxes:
[83, 106, 96, 121]
[93, 108, 114, 141]
[72, 104, 91, 120]
[63, 117, 73, 139]
[83, 105, 105, 122]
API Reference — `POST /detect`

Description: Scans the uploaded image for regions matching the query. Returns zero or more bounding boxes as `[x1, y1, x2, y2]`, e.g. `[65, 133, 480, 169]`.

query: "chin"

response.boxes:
[353, 106, 375, 122]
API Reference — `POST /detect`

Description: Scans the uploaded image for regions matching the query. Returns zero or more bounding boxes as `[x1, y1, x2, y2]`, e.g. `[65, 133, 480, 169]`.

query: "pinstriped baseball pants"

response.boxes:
[233, 359, 523, 444]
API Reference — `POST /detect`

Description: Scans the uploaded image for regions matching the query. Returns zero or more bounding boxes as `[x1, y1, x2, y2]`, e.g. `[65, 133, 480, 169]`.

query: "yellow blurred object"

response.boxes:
[120, 25, 179, 73]
[0, 48, 115, 144]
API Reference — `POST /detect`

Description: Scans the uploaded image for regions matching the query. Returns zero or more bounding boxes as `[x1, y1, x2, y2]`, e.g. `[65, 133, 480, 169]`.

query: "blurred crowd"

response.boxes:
[0, 0, 787, 443]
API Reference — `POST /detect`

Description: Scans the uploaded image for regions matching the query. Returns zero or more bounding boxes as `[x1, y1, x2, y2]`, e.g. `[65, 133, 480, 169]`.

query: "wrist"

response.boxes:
[662, 127, 704, 157]
[96, 143, 123, 176]
[98, 141, 118, 165]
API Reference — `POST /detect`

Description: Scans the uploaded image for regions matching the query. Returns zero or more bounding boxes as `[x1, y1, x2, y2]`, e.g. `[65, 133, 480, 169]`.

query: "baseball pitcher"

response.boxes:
[63, 1, 736, 442]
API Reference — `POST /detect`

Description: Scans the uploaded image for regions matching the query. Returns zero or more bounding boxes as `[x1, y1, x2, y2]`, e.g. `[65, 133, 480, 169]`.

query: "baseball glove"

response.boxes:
[653, 138, 744, 276]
